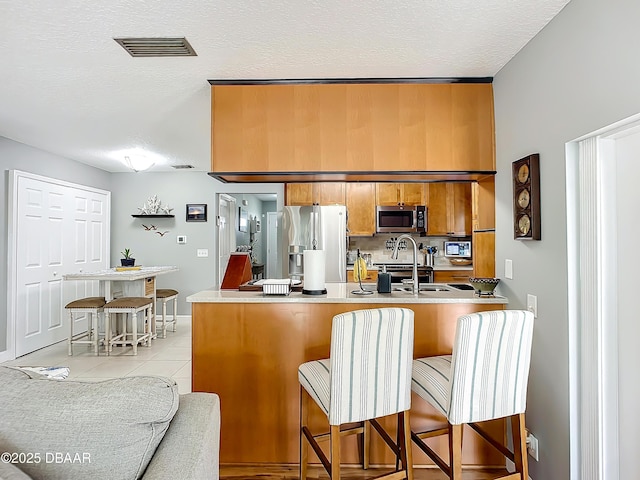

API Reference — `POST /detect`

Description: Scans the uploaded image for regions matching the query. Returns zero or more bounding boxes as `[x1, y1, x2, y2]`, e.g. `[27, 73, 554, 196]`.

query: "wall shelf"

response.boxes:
[131, 214, 175, 218]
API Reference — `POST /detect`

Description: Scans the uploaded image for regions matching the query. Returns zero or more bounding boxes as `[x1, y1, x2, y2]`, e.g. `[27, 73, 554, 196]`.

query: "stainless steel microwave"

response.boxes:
[376, 205, 426, 234]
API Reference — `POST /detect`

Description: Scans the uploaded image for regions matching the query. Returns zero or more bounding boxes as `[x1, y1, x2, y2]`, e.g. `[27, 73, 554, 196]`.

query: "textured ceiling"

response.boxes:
[0, 0, 570, 173]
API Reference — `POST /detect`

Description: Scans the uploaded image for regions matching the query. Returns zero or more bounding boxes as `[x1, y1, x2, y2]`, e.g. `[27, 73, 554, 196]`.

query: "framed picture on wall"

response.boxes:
[186, 204, 207, 222]
[238, 207, 248, 232]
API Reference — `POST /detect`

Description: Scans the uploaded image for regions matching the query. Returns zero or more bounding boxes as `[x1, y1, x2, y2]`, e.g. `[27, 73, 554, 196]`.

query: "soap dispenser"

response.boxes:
[377, 264, 392, 293]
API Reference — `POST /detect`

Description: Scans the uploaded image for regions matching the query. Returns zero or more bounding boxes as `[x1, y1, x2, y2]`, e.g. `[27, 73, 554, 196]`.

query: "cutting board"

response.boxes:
[221, 253, 252, 289]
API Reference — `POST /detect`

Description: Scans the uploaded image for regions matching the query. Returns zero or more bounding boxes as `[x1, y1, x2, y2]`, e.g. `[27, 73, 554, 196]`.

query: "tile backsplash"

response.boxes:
[348, 234, 467, 266]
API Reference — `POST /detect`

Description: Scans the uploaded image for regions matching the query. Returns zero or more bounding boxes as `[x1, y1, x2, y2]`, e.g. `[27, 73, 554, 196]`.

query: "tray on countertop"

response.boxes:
[239, 280, 303, 292]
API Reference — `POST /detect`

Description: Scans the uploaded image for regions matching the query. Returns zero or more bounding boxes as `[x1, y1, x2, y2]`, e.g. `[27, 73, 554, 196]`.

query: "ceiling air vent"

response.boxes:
[171, 164, 195, 169]
[114, 37, 197, 57]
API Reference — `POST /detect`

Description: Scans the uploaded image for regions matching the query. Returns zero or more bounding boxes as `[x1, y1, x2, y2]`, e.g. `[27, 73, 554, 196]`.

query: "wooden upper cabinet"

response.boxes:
[211, 83, 495, 174]
[376, 184, 425, 206]
[426, 184, 449, 235]
[422, 84, 495, 172]
[346, 183, 376, 236]
[471, 177, 495, 231]
[285, 184, 314, 206]
[315, 183, 345, 205]
[285, 183, 345, 206]
[426, 183, 472, 236]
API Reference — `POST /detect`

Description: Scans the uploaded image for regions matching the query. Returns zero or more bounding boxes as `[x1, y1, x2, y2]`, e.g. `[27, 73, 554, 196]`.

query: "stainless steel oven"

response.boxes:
[376, 205, 426, 234]
[378, 264, 434, 284]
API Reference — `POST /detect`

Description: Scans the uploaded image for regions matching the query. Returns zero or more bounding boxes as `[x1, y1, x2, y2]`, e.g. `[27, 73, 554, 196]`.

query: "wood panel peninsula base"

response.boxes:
[188, 285, 508, 467]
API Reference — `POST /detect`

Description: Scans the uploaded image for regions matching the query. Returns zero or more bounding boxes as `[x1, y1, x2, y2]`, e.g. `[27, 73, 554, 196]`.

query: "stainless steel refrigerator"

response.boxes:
[281, 205, 347, 282]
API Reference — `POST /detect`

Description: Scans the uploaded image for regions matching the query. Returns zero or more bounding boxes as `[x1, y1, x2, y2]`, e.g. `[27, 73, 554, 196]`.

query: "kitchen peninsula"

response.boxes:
[187, 284, 507, 466]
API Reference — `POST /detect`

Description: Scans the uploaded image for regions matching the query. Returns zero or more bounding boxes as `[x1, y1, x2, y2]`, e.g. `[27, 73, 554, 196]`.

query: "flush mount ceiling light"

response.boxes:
[114, 37, 197, 57]
[124, 155, 155, 172]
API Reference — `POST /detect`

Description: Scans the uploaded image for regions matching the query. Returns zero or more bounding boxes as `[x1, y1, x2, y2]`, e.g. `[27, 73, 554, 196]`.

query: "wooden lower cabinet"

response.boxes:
[346, 270, 378, 283]
[434, 269, 473, 283]
[192, 301, 505, 465]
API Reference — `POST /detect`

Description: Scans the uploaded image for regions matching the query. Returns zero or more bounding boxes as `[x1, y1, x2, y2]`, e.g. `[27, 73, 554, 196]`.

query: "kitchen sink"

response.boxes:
[393, 284, 453, 293]
[447, 283, 475, 291]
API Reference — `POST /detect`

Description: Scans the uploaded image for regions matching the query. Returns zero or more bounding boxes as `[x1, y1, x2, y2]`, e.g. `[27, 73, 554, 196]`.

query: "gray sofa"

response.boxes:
[0, 366, 220, 480]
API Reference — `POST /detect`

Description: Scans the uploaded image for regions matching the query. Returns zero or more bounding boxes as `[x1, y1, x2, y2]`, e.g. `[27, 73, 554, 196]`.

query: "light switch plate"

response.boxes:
[197, 248, 208, 257]
[177, 235, 187, 244]
[505, 259, 513, 279]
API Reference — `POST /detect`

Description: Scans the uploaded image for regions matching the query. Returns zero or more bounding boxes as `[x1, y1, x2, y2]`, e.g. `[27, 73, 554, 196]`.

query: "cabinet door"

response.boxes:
[376, 184, 400, 205]
[346, 183, 376, 236]
[426, 183, 472, 236]
[434, 270, 472, 283]
[285, 184, 314, 206]
[449, 183, 472, 235]
[473, 231, 495, 278]
[401, 184, 425, 206]
[315, 183, 345, 205]
[426, 183, 449, 235]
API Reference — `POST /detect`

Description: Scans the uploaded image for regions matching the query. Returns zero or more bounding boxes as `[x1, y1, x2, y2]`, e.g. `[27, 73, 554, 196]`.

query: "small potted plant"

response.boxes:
[120, 248, 135, 267]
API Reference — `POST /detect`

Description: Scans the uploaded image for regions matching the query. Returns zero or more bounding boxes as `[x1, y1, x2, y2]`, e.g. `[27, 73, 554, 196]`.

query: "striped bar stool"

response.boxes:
[104, 297, 153, 355]
[155, 289, 178, 338]
[298, 308, 415, 480]
[65, 297, 106, 355]
[410, 310, 535, 480]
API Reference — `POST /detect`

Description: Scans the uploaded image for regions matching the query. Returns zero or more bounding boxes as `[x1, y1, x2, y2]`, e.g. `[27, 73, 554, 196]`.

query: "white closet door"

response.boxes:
[217, 194, 236, 288]
[9, 171, 110, 357]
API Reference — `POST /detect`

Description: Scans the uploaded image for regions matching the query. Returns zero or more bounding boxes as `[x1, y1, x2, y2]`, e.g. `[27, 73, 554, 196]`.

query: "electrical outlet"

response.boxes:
[527, 294, 538, 318]
[177, 235, 187, 244]
[527, 431, 539, 461]
[197, 249, 208, 257]
[505, 259, 513, 279]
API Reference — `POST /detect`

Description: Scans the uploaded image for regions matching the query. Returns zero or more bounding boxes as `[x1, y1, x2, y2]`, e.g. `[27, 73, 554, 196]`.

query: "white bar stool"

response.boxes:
[104, 297, 153, 355]
[65, 297, 106, 355]
[155, 288, 178, 338]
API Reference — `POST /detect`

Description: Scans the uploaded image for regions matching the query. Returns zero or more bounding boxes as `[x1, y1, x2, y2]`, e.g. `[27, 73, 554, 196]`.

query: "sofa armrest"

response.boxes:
[142, 392, 220, 480]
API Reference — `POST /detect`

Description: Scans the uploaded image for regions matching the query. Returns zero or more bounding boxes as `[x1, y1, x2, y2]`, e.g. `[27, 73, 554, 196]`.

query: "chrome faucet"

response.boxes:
[392, 234, 419, 294]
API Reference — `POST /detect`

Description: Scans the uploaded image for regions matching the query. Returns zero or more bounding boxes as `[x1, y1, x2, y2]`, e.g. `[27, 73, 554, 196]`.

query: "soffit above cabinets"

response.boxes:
[209, 79, 496, 183]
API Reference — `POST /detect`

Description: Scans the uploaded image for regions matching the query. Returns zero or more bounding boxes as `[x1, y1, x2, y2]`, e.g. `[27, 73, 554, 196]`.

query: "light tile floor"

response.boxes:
[1, 317, 192, 394]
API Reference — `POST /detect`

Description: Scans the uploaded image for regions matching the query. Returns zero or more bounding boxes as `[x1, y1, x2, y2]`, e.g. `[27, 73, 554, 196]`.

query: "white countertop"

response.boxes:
[187, 282, 506, 305]
[63, 265, 179, 281]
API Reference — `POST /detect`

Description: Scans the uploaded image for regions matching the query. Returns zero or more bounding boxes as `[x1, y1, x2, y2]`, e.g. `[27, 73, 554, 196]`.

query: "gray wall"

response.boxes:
[109, 173, 284, 314]
[1, 137, 284, 356]
[0, 137, 111, 353]
[493, 0, 640, 478]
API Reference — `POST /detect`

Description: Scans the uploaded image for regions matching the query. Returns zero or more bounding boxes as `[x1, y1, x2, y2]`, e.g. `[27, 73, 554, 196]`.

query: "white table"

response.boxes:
[64, 266, 179, 339]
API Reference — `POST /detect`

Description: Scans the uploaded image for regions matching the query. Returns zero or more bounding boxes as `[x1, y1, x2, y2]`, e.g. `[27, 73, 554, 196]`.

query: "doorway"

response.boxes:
[217, 194, 237, 288]
[567, 113, 640, 480]
[217, 193, 279, 283]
